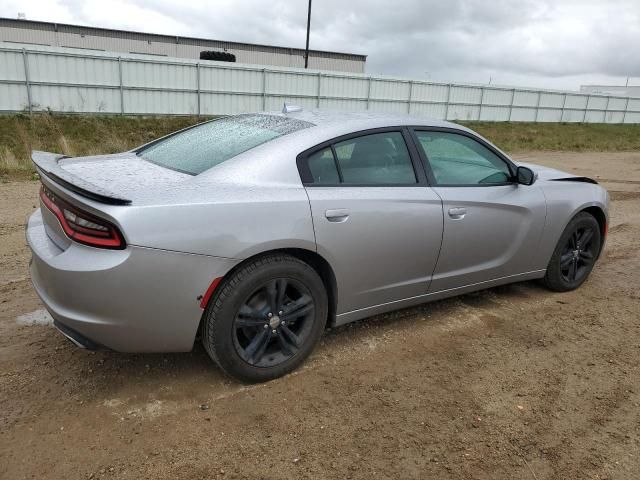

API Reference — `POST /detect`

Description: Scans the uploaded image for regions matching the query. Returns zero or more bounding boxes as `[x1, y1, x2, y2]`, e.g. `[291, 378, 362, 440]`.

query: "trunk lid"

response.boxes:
[32, 151, 190, 205]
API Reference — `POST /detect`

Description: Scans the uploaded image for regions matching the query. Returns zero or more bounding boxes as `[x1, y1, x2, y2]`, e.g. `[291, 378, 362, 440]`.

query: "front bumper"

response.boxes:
[27, 209, 240, 352]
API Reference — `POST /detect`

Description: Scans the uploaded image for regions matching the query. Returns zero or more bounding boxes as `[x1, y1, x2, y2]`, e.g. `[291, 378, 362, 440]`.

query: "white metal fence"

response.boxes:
[2, 43, 640, 123]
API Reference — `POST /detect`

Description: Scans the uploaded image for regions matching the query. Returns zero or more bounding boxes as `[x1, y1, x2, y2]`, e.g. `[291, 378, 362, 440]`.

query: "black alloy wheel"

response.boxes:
[233, 278, 315, 367]
[543, 212, 602, 292]
[559, 225, 596, 284]
[201, 254, 327, 382]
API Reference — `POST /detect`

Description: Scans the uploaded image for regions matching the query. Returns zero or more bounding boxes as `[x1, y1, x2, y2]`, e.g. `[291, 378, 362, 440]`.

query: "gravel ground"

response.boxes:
[1, 152, 639, 480]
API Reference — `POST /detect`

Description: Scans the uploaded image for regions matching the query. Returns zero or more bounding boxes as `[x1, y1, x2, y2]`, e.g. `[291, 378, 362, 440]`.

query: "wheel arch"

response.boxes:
[276, 248, 338, 326]
[541, 204, 606, 292]
[198, 247, 339, 338]
[537, 197, 608, 274]
[546, 203, 607, 268]
[578, 205, 607, 258]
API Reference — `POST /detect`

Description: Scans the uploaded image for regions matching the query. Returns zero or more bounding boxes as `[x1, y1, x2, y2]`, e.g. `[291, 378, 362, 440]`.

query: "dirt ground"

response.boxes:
[1, 152, 639, 480]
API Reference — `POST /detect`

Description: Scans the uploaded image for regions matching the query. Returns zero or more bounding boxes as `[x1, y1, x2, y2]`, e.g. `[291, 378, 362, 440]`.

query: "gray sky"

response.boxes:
[1, 0, 639, 90]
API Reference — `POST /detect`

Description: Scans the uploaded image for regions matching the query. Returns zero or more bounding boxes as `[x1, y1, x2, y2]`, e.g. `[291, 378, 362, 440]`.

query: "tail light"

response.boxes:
[40, 185, 125, 249]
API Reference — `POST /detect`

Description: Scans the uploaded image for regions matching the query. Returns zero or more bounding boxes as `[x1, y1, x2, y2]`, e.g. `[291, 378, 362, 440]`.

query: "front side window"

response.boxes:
[304, 131, 417, 185]
[138, 114, 313, 175]
[415, 131, 512, 185]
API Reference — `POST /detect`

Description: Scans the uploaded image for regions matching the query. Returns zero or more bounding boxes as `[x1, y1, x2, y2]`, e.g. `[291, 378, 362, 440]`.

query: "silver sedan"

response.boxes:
[26, 109, 609, 382]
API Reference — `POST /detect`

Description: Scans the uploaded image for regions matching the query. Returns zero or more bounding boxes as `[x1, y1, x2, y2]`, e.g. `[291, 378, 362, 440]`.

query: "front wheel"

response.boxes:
[201, 254, 328, 382]
[543, 212, 601, 292]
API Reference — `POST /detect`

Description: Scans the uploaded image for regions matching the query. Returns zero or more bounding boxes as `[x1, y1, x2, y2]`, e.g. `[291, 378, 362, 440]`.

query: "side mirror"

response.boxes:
[516, 166, 537, 186]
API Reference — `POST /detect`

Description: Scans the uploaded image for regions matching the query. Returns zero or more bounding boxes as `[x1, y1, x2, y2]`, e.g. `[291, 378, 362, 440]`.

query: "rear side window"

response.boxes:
[303, 131, 417, 185]
[137, 114, 313, 175]
[335, 132, 416, 184]
[308, 148, 340, 184]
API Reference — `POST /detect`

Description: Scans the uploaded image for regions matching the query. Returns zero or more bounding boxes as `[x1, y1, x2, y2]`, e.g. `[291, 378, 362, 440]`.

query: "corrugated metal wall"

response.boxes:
[1, 44, 639, 123]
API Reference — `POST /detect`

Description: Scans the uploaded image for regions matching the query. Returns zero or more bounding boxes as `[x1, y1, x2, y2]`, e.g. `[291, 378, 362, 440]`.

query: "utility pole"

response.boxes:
[304, 0, 312, 68]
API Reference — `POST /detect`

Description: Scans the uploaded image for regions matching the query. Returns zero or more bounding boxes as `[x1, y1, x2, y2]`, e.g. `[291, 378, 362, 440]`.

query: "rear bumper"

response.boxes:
[53, 320, 111, 351]
[27, 209, 240, 352]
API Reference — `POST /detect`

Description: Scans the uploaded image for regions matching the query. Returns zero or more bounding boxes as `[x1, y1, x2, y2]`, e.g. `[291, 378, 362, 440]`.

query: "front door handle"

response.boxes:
[325, 209, 350, 223]
[448, 207, 467, 219]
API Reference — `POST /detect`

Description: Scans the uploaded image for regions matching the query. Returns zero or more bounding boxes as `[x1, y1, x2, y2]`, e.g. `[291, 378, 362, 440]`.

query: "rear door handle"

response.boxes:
[325, 209, 350, 223]
[448, 207, 467, 219]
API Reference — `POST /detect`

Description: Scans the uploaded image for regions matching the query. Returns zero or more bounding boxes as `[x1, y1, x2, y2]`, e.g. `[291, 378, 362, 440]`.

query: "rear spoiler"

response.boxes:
[31, 151, 132, 205]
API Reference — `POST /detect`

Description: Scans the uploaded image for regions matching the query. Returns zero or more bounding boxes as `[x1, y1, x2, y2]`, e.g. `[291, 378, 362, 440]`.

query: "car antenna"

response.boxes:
[282, 103, 303, 114]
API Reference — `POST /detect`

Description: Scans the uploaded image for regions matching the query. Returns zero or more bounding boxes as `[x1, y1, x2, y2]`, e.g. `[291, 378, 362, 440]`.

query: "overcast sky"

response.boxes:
[1, 0, 639, 90]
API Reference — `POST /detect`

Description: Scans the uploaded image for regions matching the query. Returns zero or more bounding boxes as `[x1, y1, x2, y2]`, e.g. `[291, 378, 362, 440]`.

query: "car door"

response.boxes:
[298, 128, 444, 315]
[411, 128, 547, 292]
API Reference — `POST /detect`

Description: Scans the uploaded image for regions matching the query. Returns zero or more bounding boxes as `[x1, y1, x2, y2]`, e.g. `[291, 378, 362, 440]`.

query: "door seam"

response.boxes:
[427, 187, 445, 293]
[301, 185, 318, 252]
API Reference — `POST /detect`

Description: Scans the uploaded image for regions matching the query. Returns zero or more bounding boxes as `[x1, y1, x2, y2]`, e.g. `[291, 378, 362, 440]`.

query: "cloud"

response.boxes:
[2, 0, 639, 89]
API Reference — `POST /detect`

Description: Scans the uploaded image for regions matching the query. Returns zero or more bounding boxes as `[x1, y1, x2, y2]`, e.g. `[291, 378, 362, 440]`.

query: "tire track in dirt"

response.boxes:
[2, 151, 640, 480]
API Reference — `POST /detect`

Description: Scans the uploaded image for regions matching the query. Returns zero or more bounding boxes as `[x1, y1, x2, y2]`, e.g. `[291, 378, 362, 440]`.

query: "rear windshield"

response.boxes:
[137, 114, 313, 175]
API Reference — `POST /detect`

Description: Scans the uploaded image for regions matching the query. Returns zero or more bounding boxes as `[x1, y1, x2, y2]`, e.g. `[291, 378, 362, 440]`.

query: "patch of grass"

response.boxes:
[459, 121, 640, 152]
[0, 113, 209, 179]
[1, 114, 639, 180]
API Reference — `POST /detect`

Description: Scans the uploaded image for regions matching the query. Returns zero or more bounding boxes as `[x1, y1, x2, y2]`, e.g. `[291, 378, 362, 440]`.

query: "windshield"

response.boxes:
[137, 114, 314, 175]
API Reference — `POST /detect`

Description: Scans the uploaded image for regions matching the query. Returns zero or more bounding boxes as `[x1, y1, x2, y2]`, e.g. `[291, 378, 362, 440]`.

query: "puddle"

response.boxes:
[16, 309, 53, 326]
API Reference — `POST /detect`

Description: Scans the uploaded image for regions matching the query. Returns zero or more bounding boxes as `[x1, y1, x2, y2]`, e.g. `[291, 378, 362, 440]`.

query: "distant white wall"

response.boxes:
[580, 84, 640, 98]
[2, 43, 639, 123]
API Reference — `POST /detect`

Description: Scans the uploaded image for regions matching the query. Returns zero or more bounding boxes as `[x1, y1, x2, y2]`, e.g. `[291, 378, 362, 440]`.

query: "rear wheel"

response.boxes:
[201, 254, 327, 382]
[543, 212, 601, 292]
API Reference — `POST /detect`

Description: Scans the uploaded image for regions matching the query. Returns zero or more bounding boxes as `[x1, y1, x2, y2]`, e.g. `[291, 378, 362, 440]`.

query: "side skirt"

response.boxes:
[333, 270, 546, 327]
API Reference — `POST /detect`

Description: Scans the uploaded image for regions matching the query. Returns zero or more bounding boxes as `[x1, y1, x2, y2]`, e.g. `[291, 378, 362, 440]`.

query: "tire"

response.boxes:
[199, 50, 236, 62]
[201, 254, 328, 382]
[543, 212, 601, 292]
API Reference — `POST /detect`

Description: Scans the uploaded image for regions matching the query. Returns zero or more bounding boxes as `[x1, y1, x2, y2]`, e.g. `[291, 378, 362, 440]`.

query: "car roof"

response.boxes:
[252, 109, 476, 152]
[196, 109, 494, 188]
[266, 109, 462, 131]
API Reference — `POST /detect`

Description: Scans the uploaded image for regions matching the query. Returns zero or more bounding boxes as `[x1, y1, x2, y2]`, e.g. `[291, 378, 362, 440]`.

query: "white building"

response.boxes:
[0, 17, 367, 73]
